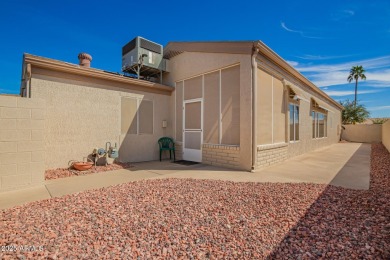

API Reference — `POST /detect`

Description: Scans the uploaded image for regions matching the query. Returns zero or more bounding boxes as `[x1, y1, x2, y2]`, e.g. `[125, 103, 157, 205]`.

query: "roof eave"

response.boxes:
[23, 54, 174, 93]
[254, 41, 343, 110]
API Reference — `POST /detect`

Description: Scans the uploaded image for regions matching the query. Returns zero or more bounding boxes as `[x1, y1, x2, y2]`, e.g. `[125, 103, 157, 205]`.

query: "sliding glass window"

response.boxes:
[289, 104, 299, 142]
[312, 111, 327, 139]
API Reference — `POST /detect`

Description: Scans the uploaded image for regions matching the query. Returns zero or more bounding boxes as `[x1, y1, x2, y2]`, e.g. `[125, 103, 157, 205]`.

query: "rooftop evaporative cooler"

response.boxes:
[122, 36, 169, 82]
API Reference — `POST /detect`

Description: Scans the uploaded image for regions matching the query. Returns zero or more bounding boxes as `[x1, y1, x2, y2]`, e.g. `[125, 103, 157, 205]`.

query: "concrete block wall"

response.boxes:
[0, 95, 45, 192]
[202, 144, 240, 168]
[382, 120, 390, 152]
[257, 143, 288, 168]
[32, 74, 172, 168]
[342, 124, 382, 143]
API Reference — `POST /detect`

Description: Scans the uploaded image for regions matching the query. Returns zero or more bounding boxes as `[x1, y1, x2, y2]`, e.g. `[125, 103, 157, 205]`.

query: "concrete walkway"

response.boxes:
[0, 142, 370, 210]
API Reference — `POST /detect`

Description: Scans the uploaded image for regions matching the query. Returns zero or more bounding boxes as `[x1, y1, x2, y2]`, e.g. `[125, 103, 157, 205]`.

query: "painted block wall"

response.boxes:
[202, 144, 240, 169]
[30, 72, 172, 169]
[383, 120, 390, 152]
[342, 124, 382, 143]
[0, 95, 45, 192]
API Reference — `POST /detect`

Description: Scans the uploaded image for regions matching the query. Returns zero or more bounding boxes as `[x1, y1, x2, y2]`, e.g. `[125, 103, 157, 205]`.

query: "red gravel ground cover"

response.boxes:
[1, 144, 389, 259]
[45, 162, 133, 180]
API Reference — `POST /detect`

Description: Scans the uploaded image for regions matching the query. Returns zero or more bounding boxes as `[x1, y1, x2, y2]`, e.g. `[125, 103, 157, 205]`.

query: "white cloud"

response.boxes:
[367, 106, 390, 111]
[289, 56, 390, 88]
[281, 22, 300, 33]
[296, 56, 390, 73]
[280, 22, 323, 39]
[367, 81, 390, 88]
[296, 54, 353, 60]
[325, 90, 380, 97]
[309, 71, 350, 87]
[332, 9, 355, 21]
[359, 100, 375, 103]
[286, 60, 298, 67]
[343, 10, 355, 16]
[365, 69, 390, 85]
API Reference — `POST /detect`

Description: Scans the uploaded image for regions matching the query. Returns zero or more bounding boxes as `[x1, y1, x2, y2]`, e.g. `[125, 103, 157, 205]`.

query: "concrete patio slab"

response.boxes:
[0, 185, 51, 210]
[45, 169, 160, 198]
[329, 143, 371, 190]
[129, 160, 204, 175]
[0, 142, 370, 210]
[257, 143, 370, 189]
[148, 143, 370, 190]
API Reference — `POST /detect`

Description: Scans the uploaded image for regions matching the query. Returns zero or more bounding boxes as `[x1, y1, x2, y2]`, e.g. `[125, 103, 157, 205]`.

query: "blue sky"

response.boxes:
[0, 0, 389, 117]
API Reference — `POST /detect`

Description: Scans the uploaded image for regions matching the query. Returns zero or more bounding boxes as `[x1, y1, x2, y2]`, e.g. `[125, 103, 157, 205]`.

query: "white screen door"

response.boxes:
[183, 99, 202, 162]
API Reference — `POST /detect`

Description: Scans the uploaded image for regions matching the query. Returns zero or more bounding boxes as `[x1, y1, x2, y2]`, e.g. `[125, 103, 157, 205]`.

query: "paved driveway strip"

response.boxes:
[0, 142, 370, 209]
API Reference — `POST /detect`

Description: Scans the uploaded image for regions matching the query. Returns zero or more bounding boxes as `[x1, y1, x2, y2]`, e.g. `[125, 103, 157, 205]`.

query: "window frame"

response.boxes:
[312, 110, 327, 139]
[289, 102, 300, 142]
[121, 97, 154, 136]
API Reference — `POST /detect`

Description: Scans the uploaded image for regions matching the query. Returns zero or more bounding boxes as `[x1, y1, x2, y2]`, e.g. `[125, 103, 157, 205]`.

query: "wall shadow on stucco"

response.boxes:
[266, 144, 389, 259]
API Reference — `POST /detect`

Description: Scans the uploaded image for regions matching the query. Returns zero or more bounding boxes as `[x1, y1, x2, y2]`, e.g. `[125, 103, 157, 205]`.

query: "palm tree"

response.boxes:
[347, 65, 366, 107]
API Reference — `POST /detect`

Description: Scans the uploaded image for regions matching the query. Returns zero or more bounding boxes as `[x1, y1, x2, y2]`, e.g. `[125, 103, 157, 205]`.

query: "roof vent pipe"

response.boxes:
[78, 53, 92, 68]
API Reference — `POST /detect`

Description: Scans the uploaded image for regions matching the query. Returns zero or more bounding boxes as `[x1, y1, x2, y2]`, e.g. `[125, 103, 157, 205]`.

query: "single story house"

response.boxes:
[18, 39, 343, 172]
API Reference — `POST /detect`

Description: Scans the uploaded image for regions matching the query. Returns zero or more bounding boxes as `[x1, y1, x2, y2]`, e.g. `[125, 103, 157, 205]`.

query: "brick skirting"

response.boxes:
[257, 143, 288, 168]
[202, 144, 240, 169]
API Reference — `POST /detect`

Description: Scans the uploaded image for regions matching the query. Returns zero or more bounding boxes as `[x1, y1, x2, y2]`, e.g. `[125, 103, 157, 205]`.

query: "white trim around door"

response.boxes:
[183, 98, 203, 162]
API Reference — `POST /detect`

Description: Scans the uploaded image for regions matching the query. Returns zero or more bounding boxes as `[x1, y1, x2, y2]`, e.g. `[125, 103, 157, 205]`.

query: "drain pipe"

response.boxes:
[282, 79, 289, 143]
[25, 63, 31, 98]
[251, 45, 260, 172]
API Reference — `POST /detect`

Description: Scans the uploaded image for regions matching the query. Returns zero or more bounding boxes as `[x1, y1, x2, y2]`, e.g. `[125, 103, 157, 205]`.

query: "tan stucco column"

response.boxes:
[251, 47, 259, 172]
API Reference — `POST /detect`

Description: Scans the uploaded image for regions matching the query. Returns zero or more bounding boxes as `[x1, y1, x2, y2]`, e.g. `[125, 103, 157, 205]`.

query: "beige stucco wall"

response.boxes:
[342, 124, 382, 143]
[382, 120, 390, 152]
[256, 56, 342, 168]
[30, 70, 172, 169]
[287, 99, 341, 158]
[0, 95, 45, 192]
[164, 52, 252, 170]
[165, 51, 342, 170]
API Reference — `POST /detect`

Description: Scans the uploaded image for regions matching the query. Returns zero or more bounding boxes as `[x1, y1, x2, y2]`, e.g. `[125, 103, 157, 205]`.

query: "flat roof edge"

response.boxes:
[23, 54, 174, 93]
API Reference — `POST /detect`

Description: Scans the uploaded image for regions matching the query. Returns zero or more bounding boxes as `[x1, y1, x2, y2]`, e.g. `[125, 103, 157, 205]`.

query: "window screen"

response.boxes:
[295, 106, 299, 141]
[139, 99, 153, 134]
[184, 76, 202, 100]
[203, 72, 220, 144]
[257, 69, 273, 145]
[312, 111, 316, 138]
[312, 111, 327, 138]
[121, 97, 138, 135]
[185, 102, 201, 130]
[221, 66, 240, 145]
[289, 103, 299, 141]
[176, 82, 183, 141]
[273, 78, 285, 143]
[185, 132, 202, 150]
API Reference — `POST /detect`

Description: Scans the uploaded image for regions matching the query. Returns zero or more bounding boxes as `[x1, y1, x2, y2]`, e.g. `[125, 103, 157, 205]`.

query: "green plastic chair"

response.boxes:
[158, 137, 176, 161]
